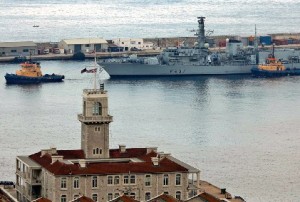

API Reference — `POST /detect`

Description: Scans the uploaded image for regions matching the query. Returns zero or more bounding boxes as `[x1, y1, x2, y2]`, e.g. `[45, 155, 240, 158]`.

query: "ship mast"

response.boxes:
[197, 17, 206, 49]
[254, 24, 259, 64]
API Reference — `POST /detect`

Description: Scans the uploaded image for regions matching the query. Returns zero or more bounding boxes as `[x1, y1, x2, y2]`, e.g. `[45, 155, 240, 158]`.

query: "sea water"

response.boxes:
[0, 0, 300, 42]
[0, 60, 300, 201]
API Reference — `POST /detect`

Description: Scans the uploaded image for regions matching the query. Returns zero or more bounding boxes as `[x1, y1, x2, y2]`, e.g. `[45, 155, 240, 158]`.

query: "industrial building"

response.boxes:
[0, 41, 37, 57]
[58, 38, 108, 54]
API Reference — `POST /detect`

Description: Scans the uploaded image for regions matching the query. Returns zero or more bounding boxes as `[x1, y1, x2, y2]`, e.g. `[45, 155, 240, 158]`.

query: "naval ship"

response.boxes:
[99, 17, 300, 77]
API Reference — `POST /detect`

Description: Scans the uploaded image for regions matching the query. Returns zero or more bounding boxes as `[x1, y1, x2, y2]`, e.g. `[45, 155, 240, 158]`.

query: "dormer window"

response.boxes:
[93, 102, 102, 115]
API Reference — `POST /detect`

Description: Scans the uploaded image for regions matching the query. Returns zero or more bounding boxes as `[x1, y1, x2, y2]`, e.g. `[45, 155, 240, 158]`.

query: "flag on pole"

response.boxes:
[81, 68, 97, 73]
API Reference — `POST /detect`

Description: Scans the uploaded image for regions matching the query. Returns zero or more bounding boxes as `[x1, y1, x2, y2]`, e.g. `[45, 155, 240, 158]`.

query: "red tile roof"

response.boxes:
[32, 197, 52, 202]
[148, 194, 180, 202]
[72, 195, 95, 202]
[29, 148, 188, 175]
[186, 193, 221, 202]
[110, 194, 139, 202]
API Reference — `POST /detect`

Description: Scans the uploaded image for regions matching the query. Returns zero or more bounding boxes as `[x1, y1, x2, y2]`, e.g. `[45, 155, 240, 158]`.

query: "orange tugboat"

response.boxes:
[251, 45, 300, 77]
[5, 61, 64, 84]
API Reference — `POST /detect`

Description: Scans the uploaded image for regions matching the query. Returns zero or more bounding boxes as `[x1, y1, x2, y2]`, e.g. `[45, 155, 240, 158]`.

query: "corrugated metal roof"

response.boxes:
[62, 38, 107, 45]
[0, 41, 37, 48]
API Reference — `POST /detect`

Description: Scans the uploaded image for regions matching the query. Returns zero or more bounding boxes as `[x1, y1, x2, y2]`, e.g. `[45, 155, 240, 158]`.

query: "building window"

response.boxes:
[107, 193, 113, 201]
[145, 192, 151, 201]
[129, 192, 136, 199]
[145, 174, 151, 186]
[61, 177, 67, 189]
[123, 175, 129, 184]
[85, 44, 90, 47]
[92, 193, 98, 201]
[74, 195, 79, 200]
[95, 126, 101, 132]
[163, 174, 169, 186]
[108, 176, 113, 185]
[23, 49, 29, 52]
[175, 174, 181, 185]
[175, 191, 181, 200]
[61, 195, 67, 202]
[130, 175, 136, 184]
[114, 193, 120, 198]
[138, 42, 141, 44]
[11, 50, 17, 53]
[93, 102, 102, 115]
[164, 192, 169, 195]
[73, 177, 79, 189]
[92, 176, 98, 188]
[114, 176, 120, 185]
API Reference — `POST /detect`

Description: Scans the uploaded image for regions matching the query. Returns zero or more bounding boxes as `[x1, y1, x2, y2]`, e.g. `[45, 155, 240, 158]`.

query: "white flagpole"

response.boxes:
[94, 50, 97, 90]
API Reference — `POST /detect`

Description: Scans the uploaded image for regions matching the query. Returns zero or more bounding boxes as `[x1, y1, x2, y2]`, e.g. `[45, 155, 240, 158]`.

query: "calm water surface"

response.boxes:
[0, 60, 300, 201]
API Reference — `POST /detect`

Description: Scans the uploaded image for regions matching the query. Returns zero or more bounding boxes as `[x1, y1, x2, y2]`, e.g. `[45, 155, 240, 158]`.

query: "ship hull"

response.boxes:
[251, 67, 300, 78]
[99, 63, 256, 77]
[5, 74, 64, 84]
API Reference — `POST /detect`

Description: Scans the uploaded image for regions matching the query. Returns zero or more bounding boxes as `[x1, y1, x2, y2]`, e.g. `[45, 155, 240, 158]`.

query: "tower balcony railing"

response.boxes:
[78, 114, 113, 123]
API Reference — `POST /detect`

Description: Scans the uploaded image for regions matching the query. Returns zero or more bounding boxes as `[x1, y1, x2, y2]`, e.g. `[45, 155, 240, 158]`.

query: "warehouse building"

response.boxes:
[58, 38, 108, 54]
[0, 41, 37, 57]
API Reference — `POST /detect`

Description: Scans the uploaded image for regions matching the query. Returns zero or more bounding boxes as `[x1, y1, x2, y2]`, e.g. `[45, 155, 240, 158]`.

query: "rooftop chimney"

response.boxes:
[79, 159, 87, 168]
[146, 147, 158, 154]
[151, 157, 159, 166]
[41, 147, 57, 157]
[158, 152, 171, 160]
[119, 145, 126, 153]
[51, 155, 63, 164]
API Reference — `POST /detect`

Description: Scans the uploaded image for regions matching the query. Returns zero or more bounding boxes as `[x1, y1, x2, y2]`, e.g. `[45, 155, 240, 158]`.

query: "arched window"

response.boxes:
[92, 176, 98, 188]
[92, 194, 98, 202]
[175, 174, 181, 185]
[163, 174, 169, 186]
[61, 195, 67, 202]
[175, 191, 181, 200]
[96, 148, 99, 154]
[93, 102, 102, 115]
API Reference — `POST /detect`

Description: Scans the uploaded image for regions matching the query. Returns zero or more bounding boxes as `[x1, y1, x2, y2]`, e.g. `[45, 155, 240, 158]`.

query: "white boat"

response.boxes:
[99, 17, 300, 77]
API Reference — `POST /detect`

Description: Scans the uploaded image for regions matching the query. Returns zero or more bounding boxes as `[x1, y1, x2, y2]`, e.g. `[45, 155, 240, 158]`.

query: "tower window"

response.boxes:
[93, 102, 102, 115]
[94, 126, 101, 132]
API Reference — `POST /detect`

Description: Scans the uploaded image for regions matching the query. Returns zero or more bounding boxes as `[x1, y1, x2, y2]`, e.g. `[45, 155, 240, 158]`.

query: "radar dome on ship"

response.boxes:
[204, 43, 209, 48]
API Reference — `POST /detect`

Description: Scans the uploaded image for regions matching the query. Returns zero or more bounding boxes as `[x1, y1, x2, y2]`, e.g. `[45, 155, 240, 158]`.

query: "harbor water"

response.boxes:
[1, 1, 300, 201]
[0, 60, 300, 202]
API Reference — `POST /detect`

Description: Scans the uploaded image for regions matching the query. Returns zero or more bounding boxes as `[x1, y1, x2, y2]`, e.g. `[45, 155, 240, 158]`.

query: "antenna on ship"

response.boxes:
[254, 24, 259, 64]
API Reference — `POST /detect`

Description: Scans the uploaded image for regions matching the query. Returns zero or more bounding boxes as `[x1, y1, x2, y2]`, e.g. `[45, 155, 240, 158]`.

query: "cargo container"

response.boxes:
[260, 36, 272, 45]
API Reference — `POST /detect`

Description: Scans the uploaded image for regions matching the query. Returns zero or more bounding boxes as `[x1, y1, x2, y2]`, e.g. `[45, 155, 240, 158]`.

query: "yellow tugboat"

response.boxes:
[251, 45, 300, 77]
[5, 61, 64, 84]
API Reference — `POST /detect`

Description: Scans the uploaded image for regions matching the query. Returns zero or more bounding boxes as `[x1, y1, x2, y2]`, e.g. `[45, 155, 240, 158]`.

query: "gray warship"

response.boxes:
[99, 17, 300, 77]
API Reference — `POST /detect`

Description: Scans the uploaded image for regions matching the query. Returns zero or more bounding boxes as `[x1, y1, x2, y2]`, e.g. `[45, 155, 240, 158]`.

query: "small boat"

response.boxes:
[5, 61, 65, 84]
[251, 45, 300, 78]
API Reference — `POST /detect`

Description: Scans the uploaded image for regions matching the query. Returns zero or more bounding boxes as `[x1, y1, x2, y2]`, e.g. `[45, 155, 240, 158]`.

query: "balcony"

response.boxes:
[78, 114, 113, 123]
